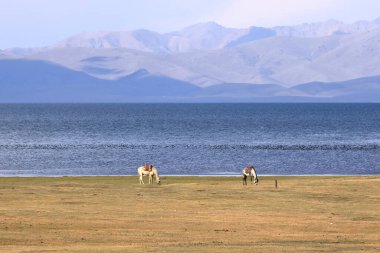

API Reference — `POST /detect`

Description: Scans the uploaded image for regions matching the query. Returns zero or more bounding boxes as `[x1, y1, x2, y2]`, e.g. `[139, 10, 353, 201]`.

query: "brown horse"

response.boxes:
[242, 165, 259, 185]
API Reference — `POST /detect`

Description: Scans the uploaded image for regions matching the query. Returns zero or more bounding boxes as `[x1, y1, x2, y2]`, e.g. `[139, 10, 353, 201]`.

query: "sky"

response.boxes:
[1, 0, 380, 49]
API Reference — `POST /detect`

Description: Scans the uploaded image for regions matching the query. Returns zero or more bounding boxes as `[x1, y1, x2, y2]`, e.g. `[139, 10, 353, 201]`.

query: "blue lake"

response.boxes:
[0, 103, 379, 176]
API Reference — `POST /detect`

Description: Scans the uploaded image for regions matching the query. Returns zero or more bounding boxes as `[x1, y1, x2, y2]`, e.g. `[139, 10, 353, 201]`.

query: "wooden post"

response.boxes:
[275, 179, 278, 189]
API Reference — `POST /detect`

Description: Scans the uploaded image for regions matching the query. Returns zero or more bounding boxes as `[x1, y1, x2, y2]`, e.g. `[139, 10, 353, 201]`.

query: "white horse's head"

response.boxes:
[150, 167, 161, 185]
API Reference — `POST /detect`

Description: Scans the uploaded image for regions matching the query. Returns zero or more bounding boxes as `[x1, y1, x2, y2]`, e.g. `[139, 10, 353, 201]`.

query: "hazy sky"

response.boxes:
[1, 0, 380, 49]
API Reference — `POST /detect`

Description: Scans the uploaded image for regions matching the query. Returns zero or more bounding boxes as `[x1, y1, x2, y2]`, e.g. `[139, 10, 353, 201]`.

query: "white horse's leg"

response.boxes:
[139, 174, 144, 184]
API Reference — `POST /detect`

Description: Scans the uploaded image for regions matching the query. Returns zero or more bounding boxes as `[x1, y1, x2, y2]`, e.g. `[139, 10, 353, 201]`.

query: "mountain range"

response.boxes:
[1, 18, 380, 102]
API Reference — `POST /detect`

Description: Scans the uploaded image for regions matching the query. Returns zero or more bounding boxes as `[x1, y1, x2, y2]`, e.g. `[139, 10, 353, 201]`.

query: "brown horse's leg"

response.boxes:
[243, 175, 247, 185]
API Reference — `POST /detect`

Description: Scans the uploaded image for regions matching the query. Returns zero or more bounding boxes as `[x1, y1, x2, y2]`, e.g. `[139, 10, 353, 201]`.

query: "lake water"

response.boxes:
[0, 103, 379, 176]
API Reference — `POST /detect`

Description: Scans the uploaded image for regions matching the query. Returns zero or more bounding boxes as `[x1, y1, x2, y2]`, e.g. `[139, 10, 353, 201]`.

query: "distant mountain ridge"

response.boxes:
[52, 22, 246, 53]
[1, 18, 380, 102]
[7, 26, 378, 87]
[50, 18, 380, 53]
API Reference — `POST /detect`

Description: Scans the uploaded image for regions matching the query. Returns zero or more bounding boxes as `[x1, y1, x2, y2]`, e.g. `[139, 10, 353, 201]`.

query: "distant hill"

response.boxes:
[290, 76, 380, 102]
[0, 59, 200, 102]
[1, 59, 379, 102]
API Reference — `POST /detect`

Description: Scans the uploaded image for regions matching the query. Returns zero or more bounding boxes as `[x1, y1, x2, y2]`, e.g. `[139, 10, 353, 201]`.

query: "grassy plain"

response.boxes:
[0, 176, 379, 252]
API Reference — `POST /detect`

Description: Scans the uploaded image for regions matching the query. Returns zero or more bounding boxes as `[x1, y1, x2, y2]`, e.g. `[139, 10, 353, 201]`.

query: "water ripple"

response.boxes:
[1, 143, 378, 151]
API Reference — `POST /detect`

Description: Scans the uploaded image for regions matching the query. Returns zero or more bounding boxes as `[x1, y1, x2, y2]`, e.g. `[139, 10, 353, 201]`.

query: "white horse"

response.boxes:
[242, 165, 259, 185]
[138, 165, 160, 185]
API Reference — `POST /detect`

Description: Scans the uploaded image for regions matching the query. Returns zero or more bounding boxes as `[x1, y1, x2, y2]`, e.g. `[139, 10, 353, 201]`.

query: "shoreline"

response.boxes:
[0, 173, 379, 178]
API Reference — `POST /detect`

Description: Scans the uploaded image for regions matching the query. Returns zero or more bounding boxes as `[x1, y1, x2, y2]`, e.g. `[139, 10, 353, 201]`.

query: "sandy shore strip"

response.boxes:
[0, 176, 379, 252]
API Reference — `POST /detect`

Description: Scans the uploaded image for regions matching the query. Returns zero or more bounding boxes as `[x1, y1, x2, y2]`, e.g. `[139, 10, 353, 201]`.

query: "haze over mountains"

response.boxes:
[1, 18, 380, 102]
[53, 18, 380, 53]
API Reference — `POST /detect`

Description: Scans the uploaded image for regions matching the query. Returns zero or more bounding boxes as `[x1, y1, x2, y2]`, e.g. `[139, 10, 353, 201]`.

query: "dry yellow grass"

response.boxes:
[0, 176, 379, 252]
